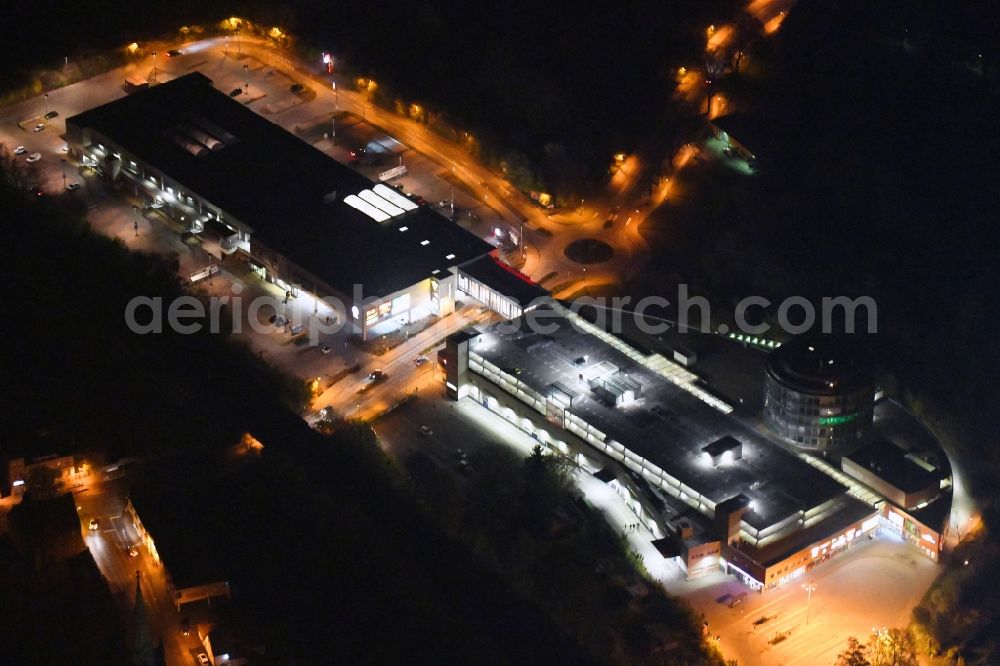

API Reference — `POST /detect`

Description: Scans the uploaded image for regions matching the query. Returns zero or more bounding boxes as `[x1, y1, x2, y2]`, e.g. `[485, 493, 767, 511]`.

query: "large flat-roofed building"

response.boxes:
[65, 73, 497, 339]
[449, 305, 884, 590]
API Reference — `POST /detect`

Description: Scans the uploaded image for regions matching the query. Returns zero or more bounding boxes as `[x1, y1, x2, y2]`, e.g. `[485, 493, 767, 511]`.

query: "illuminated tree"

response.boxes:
[836, 637, 871, 666]
[838, 630, 917, 666]
[866, 628, 917, 666]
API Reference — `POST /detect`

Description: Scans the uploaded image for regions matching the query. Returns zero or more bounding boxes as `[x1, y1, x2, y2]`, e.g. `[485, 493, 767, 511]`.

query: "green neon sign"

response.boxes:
[819, 413, 858, 426]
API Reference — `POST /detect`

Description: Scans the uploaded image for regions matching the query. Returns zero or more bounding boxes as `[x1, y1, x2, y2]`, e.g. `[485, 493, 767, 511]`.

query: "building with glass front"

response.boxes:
[764, 336, 875, 453]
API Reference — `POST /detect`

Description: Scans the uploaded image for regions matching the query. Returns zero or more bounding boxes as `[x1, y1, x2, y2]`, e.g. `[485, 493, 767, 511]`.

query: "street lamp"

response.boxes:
[132, 205, 139, 237]
[243, 64, 249, 93]
[60, 158, 66, 190]
[44, 93, 49, 117]
[802, 581, 817, 626]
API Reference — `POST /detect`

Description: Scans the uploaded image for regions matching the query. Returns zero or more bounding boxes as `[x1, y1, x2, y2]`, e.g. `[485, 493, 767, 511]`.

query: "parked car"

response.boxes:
[44, 110, 59, 119]
[419, 425, 433, 436]
[320, 345, 331, 354]
[88, 518, 100, 531]
[229, 87, 243, 97]
[290, 82, 305, 93]
[166, 49, 183, 57]
[196, 654, 210, 665]
[414, 355, 429, 366]
[26, 152, 41, 163]
[14, 145, 26, 155]
[66, 183, 81, 192]
[127, 545, 139, 557]
[33, 123, 45, 132]
[367, 369, 385, 381]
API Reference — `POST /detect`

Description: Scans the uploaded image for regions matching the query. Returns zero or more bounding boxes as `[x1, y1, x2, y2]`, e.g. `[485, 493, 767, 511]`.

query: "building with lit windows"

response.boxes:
[763, 336, 875, 452]
[2, 452, 92, 497]
[443, 305, 906, 591]
[65, 73, 544, 339]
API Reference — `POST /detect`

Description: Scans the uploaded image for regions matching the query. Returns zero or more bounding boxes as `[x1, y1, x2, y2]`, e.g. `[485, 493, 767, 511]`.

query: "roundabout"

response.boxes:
[564, 238, 614, 264]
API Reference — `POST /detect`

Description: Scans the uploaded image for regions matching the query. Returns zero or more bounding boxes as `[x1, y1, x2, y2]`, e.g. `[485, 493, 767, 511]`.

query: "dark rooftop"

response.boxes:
[129, 478, 230, 591]
[8, 493, 82, 545]
[767, 335, 874, 396]
[845, 439, 941, 493]
[473, 312, 851, 534]
[458, 254, 550, 308]
[66, 73, 492, 298]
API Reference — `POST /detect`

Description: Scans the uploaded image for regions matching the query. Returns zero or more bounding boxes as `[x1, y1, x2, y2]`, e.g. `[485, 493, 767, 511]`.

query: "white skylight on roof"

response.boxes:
[373, 183, 418, 211]
[446, 253, 455, 260]
[346, 185, 417, 222]
[420, 240, 430, 246]
[359, 189, 405, 216]
[344, 194, 390, 222]
[398, 226, 408, 232]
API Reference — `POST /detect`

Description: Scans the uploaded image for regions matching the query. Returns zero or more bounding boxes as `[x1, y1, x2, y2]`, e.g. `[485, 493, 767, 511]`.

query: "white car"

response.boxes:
[26, 152, 42, 163]
[33, 123, 45, 132]
[14, 145, 26, 155]
[196, 654, 210, 665]
[419, 425, 433, 437]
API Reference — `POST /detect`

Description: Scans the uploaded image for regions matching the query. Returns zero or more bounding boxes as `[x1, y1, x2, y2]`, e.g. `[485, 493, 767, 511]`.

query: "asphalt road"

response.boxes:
[76, 478, 203, 666]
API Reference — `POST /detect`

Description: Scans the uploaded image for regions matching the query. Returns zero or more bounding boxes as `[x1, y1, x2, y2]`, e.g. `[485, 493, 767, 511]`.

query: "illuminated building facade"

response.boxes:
[764, 336, 875, 452]
[66, 73, 495, 340]
[444, 307, 934, 592]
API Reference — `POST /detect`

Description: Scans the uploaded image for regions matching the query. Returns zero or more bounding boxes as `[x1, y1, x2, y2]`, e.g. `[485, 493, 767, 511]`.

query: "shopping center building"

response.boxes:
[443, 306, 950, 589]
[65, 73, 543, 339]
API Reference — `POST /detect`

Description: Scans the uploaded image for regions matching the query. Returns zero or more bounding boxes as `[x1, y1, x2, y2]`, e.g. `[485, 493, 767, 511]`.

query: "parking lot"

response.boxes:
[671, 534, 938, 665]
